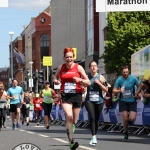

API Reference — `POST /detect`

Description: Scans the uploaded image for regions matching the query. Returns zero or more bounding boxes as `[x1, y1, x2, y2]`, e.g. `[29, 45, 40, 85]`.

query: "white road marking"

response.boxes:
[27, 131, 35, 134]
[53, 138, 97, 150]
[17, 126, 97, 150]
[38, 134, 49, 137]
[79, 145, 97, 150]
[31, 126, 44, 128]
[53, 138, 69, 143]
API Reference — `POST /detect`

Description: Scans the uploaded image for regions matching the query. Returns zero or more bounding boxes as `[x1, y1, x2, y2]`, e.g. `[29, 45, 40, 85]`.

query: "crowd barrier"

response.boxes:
[28, 99, 150, 136]
[50, 99, 150, 126]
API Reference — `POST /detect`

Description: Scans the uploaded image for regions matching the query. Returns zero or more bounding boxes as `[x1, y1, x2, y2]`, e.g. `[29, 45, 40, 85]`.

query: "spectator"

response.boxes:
[33, 93, 43, 125]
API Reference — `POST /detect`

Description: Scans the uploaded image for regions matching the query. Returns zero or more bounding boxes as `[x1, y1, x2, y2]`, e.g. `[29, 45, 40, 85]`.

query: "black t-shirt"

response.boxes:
[144, 80, 150, 94]
[24, 97, 30, 104]
[22, 97, 30, 109]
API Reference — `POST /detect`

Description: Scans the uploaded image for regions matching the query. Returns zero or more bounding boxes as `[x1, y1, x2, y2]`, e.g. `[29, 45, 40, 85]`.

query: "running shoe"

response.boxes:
[92, 137, 97, 144]
[3, 123, 6, 128]
[113, 96, 118, 102]
[72, 124, 76, 133]
[70, 141, 79, 150]
[22, 121, 24, 125]
[16, 123, 21, 128]
[122, 135, 128, 142]
[12, 124, 16, 130]
[46, 125, 49, 129]
[89, 138, 95, 146]
[26, 123, 29, 126]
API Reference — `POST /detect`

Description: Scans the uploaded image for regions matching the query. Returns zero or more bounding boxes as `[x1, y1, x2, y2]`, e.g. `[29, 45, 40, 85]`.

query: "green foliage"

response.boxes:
[101, 12, 150, 75]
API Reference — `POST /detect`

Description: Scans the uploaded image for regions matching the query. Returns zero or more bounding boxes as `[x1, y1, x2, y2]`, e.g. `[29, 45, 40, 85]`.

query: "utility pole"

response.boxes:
[9, 31, 14, 80]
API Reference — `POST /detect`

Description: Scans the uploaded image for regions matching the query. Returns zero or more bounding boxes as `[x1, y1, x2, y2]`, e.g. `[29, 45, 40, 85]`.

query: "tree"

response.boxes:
[101, 12, 150, 75]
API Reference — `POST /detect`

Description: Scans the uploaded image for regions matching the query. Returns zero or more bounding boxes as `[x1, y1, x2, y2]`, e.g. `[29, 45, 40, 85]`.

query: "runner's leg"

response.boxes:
[61, 103, 73, 142]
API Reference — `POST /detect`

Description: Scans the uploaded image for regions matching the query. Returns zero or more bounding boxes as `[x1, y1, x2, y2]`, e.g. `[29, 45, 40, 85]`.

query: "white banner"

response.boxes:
[96, 0, 150, 12]
[0, 0, 8, 7]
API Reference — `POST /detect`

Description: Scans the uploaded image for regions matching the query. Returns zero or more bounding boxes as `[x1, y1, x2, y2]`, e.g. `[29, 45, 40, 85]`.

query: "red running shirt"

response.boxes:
[60, 63, 82, 93]
[33, 98, 43, 110]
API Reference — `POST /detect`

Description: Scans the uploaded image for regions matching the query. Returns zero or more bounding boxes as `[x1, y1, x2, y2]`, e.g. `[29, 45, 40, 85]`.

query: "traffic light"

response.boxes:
[32, 70, 38, 92]
[38, 69, 45, 91]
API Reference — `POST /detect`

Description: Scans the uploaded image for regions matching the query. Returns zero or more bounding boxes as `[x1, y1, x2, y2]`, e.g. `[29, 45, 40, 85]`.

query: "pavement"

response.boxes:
[0, 120, 149, 150]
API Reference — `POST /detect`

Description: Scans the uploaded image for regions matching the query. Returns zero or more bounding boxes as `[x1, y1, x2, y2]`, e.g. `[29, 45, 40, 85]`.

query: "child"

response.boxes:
[33, 93, 43, 125]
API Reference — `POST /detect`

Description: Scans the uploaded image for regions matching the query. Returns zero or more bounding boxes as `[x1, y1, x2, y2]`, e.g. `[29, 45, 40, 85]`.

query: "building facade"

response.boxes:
[51, 0, 86, 70]
[9, 7, 51, 91]
[85, 0, 100, 73]
[0, 67, 9, 90]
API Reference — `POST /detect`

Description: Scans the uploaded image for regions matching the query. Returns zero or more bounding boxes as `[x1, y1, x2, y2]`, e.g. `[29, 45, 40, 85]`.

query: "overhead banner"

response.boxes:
[0, 0, 8, 7]
[96, 0, 150, 12]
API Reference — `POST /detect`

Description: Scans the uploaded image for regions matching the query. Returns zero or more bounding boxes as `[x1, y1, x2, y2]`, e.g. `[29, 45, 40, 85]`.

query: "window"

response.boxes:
[87, 39, 94, 56]
[40, 34, 49, 47]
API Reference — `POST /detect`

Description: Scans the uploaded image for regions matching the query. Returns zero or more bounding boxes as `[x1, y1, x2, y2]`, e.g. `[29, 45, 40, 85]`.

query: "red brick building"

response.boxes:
[32, 12, 51, 72]
[0, 68, 9, 90]
[10, 9, 51, 89]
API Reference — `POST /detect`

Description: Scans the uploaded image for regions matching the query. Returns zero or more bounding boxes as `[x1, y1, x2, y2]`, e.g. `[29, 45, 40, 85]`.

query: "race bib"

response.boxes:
[89, 91, 99, 102]
[36, 104, 40, 108]
[14, 94, 19, 99]
[44, 96, 50, 101]
[122, 90, 132, 98]
[64, 82, 76, 94]
[26, 104, 29, 108]
[0, 103, 5, 109]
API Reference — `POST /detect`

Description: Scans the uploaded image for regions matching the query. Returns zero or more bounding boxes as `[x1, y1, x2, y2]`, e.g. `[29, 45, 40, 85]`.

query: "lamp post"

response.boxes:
[29, 61, 33, 91]
[9, 31, 14, 80]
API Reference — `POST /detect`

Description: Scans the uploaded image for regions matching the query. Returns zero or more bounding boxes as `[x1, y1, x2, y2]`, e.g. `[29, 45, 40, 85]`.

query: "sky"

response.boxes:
[0, 0, 50, 68]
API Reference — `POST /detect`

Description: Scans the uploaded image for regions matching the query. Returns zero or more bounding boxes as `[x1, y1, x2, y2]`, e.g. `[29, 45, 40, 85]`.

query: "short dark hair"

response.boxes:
[45, 81, 50, 84]
[12, 78, 18, 82]
[121, 65, 129, 71]
[143, 80, 149, 86]
[89, 60, 98, 68]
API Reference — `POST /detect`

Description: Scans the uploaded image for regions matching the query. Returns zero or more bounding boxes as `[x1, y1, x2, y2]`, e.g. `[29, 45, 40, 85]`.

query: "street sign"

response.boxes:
[43, 56, 52, 66]
[72, 48, 77, 59]
[29, 79, 33, 87]
[54, 83, 61, 89]
[96, 0, 150, 12]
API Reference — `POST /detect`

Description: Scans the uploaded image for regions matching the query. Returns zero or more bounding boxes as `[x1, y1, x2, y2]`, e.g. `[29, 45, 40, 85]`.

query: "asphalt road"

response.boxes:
[0, 120, 149, 150]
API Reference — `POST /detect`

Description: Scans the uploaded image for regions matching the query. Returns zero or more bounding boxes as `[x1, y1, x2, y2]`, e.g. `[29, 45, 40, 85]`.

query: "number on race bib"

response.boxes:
[36, 104, 40, 107]
[64, 82, 76, 94]
[122, 90, 132, 98]
[89, 91, 99, 102]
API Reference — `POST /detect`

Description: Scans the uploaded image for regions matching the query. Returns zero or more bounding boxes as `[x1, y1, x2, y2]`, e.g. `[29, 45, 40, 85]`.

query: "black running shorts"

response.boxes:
[119, 100, 137, 112]
[61, 92, 82, 108]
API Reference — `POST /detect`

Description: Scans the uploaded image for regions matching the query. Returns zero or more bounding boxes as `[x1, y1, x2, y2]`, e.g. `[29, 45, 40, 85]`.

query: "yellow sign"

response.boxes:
[72, 48, 77, 59]
[144, 70, 150, 80]
[43, 56, 52, 66]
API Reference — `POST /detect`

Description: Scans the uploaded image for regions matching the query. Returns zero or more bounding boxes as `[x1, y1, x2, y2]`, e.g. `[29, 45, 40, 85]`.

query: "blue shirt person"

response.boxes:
[7, 79, 24, 130]
[113, 65, 142, 142]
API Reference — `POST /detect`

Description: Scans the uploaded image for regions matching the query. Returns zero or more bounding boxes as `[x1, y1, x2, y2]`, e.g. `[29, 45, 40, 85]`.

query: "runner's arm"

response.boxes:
[77, 65, 91, 86]
[39, 90, 43, 98]
[96, 75, 108, 93]
[135, 82, 142, 96]
[21, 92, 24, 102]
[51, 89, 56, 97]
